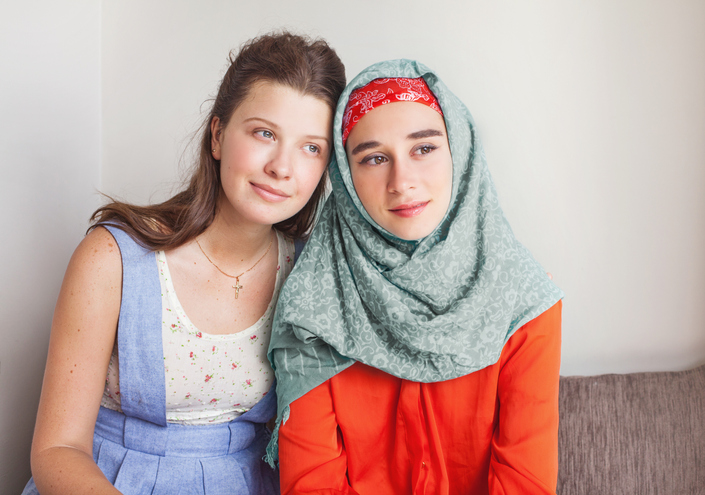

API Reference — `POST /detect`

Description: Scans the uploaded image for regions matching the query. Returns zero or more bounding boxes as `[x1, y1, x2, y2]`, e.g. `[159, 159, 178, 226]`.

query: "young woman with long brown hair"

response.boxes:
[23, 32, 345, 495]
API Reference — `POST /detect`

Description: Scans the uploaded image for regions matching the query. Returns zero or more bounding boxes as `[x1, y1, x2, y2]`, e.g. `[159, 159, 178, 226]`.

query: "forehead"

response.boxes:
[346, 101, 447, 145]
[232, 81, 332, 130]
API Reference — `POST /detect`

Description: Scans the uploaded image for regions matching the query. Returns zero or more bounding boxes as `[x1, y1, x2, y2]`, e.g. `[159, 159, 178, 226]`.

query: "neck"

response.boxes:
[199, 209, 274, 267]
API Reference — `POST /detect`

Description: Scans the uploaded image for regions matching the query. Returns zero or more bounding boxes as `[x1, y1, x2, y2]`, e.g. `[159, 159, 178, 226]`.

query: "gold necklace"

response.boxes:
[196, 234, 273, 299]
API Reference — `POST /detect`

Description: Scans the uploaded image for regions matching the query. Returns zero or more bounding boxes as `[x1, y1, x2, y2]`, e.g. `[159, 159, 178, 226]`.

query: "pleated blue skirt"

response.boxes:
[22, 407, 280, 495]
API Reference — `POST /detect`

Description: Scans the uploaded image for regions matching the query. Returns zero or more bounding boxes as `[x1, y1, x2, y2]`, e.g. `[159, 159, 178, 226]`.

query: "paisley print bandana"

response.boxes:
[342, 77, 443, 145]
[266, 59, 564, 465]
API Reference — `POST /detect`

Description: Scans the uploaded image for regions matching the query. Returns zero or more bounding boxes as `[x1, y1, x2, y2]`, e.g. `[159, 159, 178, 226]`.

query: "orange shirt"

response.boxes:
[278, 301, 562, 495]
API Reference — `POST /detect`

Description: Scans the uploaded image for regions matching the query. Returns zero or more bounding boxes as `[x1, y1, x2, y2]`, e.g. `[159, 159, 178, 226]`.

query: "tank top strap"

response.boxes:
[103, 224, 167, 426]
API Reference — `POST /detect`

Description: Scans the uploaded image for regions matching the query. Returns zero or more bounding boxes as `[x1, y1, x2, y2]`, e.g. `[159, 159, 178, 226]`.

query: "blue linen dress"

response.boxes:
[23, 225, 279, 494]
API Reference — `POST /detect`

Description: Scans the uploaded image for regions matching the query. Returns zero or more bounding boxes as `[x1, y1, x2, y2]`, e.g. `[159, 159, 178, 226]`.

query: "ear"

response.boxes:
[210, 117, 222, 160]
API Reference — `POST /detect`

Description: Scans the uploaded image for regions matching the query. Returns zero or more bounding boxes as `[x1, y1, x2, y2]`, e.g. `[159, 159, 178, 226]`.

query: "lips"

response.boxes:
[389, 201, 429, 218]
[250, 182, 290, 202]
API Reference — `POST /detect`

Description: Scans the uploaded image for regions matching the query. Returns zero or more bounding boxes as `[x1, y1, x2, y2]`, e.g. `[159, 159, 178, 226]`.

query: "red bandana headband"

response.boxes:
[342, 77, 443, 145]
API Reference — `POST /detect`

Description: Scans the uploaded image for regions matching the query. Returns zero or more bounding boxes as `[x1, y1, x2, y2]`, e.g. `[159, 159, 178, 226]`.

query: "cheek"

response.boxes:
[224, 139, 265, 170]
[442, 163, 453, 198]
[433, 157, 453, 204]
[297, 162, 327, 197]
[350, 169, 375, 209]
[353, 176, 384, 218]
[219, 161, 235, 185]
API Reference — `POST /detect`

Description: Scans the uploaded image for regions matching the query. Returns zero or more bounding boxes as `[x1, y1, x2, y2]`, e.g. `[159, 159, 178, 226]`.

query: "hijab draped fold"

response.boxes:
[266, 59, 563, 464]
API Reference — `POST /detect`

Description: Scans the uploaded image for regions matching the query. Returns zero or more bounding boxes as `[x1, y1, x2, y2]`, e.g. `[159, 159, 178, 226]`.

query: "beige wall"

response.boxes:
[3, 0, 704, 489]
[0, 1, 101, 491]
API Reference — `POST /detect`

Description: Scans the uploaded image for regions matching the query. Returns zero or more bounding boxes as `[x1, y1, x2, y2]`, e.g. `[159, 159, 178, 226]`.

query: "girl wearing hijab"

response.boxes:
[268, 60, 564, 494]
[24, 33, 345, 495]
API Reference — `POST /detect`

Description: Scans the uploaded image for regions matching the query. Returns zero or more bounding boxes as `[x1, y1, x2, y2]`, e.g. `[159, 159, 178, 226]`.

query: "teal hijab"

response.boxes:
[266, 59, 563, 464]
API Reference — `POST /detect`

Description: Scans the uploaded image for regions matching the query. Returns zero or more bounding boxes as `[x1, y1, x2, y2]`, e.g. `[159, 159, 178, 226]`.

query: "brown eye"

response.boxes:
[413, 144, 437, 155]
[362, 155, 387, 166]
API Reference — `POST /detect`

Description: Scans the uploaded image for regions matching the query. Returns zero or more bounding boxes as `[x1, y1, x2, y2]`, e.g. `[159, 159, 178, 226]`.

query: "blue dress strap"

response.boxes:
[294, 238, 306, 263]
[103, 224, 167, 426]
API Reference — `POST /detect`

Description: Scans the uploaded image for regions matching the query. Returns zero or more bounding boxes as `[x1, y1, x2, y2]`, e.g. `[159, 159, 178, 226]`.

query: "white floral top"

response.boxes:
[101, 231, 294, 425]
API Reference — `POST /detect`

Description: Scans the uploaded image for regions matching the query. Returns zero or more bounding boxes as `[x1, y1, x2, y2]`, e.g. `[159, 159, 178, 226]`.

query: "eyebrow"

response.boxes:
[350, 129, 445, 156]
[243, 117, 330, 144]
[407, 129, 444, 139]
[350, 140, 382, 156]
[308, 135, 331, 145]
[243, 117, 279, 129]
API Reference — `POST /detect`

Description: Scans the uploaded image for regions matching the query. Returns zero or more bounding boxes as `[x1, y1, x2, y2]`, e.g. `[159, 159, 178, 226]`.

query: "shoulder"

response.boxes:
[47, 227, 123, 357]
[76, 226, 122, 266]
[522, 300, 562, 338]
[513, 301, 562, 343]
[500, 301, 562, 366]
[65, 226, 123, 294]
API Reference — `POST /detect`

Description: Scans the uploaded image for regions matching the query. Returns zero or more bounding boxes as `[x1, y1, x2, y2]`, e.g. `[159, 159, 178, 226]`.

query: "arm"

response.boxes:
[30, 227, 123, 495]
[278, 379, 359, 495]
[489, 301, 563, 495]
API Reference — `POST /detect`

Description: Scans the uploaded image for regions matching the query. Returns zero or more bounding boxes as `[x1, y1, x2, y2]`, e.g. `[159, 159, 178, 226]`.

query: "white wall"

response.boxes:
[4, 0, 704, 490]
[0, 1, 101, 491]
[102, 0, 705, 376]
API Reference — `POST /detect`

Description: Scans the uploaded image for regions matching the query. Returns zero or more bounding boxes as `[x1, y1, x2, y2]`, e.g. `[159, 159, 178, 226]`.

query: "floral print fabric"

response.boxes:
[101, 231, 294, 425]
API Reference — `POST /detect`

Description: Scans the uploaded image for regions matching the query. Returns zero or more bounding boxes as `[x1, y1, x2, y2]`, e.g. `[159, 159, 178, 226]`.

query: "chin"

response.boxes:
[239, 207, 296, 228]
[385, 227, 432, 241]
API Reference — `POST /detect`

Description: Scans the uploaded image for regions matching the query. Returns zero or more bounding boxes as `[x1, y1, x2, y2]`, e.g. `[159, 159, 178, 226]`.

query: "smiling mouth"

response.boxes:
[389, 201, 429, 218]
[251, 182, 289, 202]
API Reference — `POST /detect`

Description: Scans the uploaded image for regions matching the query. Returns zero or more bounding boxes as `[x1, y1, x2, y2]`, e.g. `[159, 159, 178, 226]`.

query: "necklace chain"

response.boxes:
[195, 234, 273, 299]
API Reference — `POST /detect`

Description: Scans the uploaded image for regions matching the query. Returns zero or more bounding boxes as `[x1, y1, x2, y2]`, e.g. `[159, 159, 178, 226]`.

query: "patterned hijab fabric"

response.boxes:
[266, 59, 564, 464]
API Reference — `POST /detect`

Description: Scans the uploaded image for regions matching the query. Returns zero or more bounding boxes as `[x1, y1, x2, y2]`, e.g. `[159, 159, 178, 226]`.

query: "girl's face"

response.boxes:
[212, 81, 332, 229]
[346, 101, 453, 241]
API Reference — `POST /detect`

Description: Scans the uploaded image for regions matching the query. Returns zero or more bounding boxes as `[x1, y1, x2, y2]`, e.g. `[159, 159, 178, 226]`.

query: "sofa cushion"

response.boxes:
[557, 364, 705, 494]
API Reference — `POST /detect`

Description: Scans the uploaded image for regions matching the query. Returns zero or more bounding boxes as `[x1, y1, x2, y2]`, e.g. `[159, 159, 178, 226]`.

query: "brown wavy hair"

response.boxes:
[91, 32, 346, 250]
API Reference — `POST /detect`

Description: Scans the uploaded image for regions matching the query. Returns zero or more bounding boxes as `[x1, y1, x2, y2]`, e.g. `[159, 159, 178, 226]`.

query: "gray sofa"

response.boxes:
[557, 364, 705, 494]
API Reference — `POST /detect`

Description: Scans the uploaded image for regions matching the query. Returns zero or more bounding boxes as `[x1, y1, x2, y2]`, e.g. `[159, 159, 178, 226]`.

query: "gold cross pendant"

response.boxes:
[233, 277, 243, 299]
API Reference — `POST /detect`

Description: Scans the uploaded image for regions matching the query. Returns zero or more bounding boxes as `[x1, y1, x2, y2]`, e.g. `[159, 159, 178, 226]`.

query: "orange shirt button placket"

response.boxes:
[416, 460, 430, 495]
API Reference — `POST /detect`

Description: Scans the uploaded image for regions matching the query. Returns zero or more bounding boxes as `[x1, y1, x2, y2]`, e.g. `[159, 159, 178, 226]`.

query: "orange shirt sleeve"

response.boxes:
[489, 300, 563, 494]
[278, 378, 359, 495]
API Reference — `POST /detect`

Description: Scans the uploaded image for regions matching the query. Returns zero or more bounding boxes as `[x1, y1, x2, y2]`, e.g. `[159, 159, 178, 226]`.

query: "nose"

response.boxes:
[387, 159, 415, 194]
[264, 148, 292, 180]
